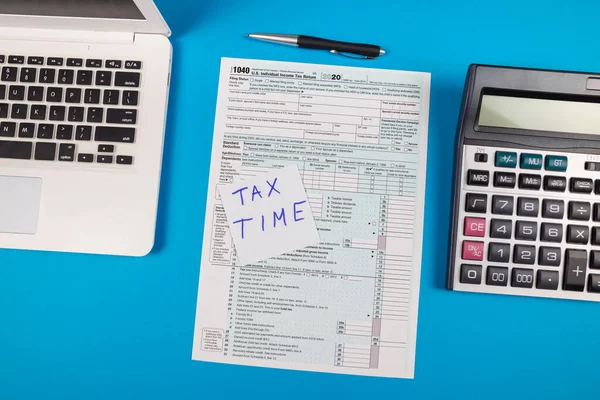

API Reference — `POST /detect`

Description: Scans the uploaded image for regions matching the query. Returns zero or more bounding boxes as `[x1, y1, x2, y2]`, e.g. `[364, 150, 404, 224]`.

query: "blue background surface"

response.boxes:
[1, 0, 599, 398]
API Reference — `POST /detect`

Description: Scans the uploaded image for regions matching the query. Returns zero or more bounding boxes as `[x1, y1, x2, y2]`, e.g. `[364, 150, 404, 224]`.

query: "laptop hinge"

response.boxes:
[0, 28, 134, 44]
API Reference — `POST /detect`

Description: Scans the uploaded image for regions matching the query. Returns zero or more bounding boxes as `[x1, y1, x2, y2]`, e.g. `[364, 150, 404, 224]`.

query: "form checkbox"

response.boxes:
[344, 85, 348, 89]
[382, 88, 387, 92]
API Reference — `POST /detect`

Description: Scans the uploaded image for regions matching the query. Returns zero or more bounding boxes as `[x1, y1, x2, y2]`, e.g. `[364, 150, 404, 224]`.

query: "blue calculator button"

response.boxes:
[520, 153, 543, 169]
[545, 155, 568, 171]
[495, 151, 518, 168]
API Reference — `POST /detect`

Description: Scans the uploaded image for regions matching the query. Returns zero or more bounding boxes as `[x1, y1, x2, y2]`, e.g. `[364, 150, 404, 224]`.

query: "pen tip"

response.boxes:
[379, 49, 386, 55]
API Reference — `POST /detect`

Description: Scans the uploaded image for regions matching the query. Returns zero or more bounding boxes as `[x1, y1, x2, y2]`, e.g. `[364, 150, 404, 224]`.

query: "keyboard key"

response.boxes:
[49, 106, 66, 121]
[490, 219, 512, 239]
[494, 171, 516, 188]
[545, 155, 568, 171]
[105, 60, 122, 68]
[564, 249, 587, 291]
[570, 177, 593, 193]
[18, 123, 35, 138]
[589, 275, 600, 293]
[98, 144, 114, 153]
[567, 225, 589, 244]
[511, 268, 534, 288]
[47, 57, 64, 66]
[58, 143, 75, 162]
[116, 155, 133, 165]
[77, 153, 93, 162]
[467, 169, 489, 186]
[541, 199, 564, 219]
[1, 67, 17, 82]
[0, 85, 5, 100]
[474, 153, 487, 163]
[46, 87, 63, 102]
[569, 201, 591, 221]
[115, 71, 140, 87]
[67, 58, 83, 67]
[122, 90, 138, 106]
[8, 55, 24, 64]
[87, 108, 104, 123]
[537, 270, 559, 290]
[27, 56, 44, 65]
[95, 71, 112, 86]
[539, 247, 561, 266]
[515, 220, 537, 241]
[513, 244, 535, 264]
[56, 125, 73, 140]
[462, 241, 484, 261]
[34, 142, 56, 160]
[97, 155, 113, 164]
[486, 266, 508, 286]
[103, 90, 119, 105]
[86, 59, 102, 68]
[10, 104, 27, 120]
[0, 103, 8, 118]
[30, 104, 46, 120]
[84, 89, 100, 104]
[544, 176, 567, 191]
[8, 85, 24, 100]
[540, 223, 562, 242]
[518, 173, 541, 190]
[0, 122, 16, 137]
[37, 124, 54, 139]
[19, 68, 36, 83]
[106, 109, 137, 124]
[58, 69, 74, 84]
[488, 242, 510, 262]
[95, 126, 135, 143]
[520, 153, 542, 169]
[75, 125, 92, 141]
[125, 60, 142, 69]
[76, 70, 93, 85]
[460, 264, 482, 284]
[0, 140, 32, 159]
[517, 197, 539, 217]
[491, 195, 513, 215]
[68, 107, 84, 122]
[590, 251, 600, 269]
[0, 56, 5, 63]
[27, 86, 44, 101]
[495, 151, 517, 168]
[39, 68, 56, 84]
[65, 88, 82, 103]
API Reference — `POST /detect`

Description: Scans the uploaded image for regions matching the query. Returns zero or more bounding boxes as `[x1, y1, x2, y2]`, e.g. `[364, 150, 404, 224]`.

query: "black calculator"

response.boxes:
[447, 64, 600, 301]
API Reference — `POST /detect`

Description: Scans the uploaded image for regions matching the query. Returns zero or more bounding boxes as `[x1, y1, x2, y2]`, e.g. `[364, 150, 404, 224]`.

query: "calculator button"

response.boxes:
[513, 245, 535, 264]
[567, 225, 589, 244]
[540, 223, 562, 243]
[564, 249, 587, 291]
[486, 266, 508, 286]
[539, 247, 561, 266]
[541, 199, 564, 219]
[467, 169, 489, 186]
[511, 268, 534, 288]
[462, 241, 484, 261]
[596, 180, 600, 195]
[592, 227, 600, 245]
[474, 153, 488, 163]
[490, 219, 512, 239]
[520, 153, 542, 169]
[588, 275, 600, 293]
[570, 177, 593, 193]
[491, 195, 513, 215]
[517, 197, 539, 217]
[536, 270, 559, 290]
[594, 204, 600, 222]
[585, 162, 600, 171]
[460, 264, 482, 284]
[568, 201, 591, 221]
[488, 242, 510, 262]
[464, 217, 486, 237]
[590, 251, 600, 269]
[545, 155, 568, 171]
[515, 221, 537, 241]
[494, 171, 516, 188]
[543, 176, 567, 192]
[518, 174, 541, 190]
[465, 193, 487, 213]
[495, 151, 517, 168]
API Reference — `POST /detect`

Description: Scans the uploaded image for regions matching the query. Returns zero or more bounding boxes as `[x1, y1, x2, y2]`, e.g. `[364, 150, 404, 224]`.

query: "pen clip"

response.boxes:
[330, 50, 376, 60]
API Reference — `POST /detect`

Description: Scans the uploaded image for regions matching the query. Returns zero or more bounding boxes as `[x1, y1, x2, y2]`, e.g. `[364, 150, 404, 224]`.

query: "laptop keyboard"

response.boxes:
[0, 55, 142, 165]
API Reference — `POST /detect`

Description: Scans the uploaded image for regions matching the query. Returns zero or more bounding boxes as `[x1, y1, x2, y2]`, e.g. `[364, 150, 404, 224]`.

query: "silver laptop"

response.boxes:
[0, 0, 172, 256]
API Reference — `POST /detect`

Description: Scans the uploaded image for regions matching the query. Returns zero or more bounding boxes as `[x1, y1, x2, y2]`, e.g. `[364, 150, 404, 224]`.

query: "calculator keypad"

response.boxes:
[452, 145, 600, 301]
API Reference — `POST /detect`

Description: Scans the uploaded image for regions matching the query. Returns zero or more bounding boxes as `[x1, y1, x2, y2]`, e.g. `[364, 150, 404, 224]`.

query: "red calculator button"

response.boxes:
[462, 241, 484, 261]
[464, 217, 486, 237]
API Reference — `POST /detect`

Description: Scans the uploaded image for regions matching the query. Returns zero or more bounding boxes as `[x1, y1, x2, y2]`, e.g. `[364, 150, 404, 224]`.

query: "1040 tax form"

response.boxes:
[192, 58, 431, 378]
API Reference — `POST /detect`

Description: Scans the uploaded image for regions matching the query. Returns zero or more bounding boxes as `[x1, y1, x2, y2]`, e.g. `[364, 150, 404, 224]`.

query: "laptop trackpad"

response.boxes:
[0, 176, 42, 234]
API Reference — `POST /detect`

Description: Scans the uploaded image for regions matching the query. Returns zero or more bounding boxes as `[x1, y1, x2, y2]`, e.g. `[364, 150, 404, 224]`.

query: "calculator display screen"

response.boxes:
[478, 94, 600, 135]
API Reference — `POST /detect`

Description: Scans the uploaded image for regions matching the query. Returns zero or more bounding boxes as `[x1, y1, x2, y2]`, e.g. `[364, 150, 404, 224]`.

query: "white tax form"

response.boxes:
[192, 58, 431, 379]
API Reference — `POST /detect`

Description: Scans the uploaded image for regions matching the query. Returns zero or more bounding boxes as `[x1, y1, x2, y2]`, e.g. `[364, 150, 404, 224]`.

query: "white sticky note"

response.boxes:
[218, 165, 320, 265]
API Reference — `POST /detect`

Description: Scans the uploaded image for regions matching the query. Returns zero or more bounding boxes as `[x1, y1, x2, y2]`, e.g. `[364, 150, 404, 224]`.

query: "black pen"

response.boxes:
[247, 33, 386, 60]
